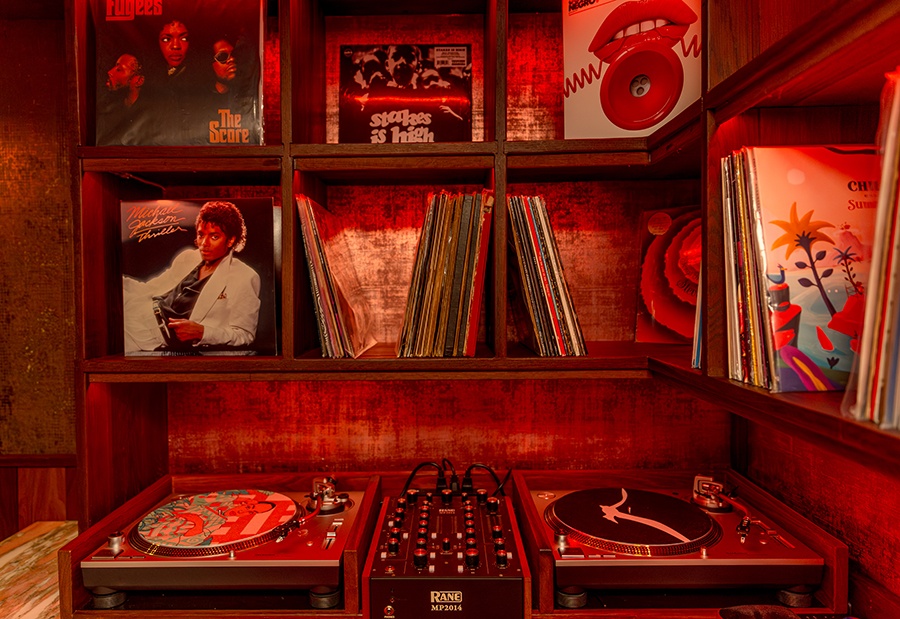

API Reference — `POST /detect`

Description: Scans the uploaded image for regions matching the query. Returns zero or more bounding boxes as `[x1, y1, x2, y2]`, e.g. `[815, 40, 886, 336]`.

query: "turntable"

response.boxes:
[61, 474, 381, 615]
[512, 470, 848, 615]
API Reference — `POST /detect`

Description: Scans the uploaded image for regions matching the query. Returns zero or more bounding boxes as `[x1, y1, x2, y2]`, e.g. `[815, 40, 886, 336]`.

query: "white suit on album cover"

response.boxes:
[123, 248, 261, 354]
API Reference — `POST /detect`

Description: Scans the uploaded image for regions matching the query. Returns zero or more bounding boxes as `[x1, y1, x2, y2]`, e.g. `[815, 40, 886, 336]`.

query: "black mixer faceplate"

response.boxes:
[545, 488, 721, 556]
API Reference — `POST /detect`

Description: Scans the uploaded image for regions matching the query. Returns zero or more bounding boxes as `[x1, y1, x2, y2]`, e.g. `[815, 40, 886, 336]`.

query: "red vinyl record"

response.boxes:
[664, 217, 701, 304]
[639, 212, 697, 339]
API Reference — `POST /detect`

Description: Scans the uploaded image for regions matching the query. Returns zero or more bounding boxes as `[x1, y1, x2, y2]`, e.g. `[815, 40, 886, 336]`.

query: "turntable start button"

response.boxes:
[560, 547, 585, 558]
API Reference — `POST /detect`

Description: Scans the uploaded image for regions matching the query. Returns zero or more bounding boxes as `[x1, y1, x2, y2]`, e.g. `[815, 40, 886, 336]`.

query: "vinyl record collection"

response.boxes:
[296, 195, 377, 359]
[844, 67, 900, 430]
[720, 145, 880, 392]
[507, 195, 586, 356]
[397, 190, 494, 357]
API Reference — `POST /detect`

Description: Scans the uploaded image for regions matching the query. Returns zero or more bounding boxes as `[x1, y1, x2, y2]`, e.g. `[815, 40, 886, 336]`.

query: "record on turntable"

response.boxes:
[129, 489, 302, 558]
[544, 487, 722, 557]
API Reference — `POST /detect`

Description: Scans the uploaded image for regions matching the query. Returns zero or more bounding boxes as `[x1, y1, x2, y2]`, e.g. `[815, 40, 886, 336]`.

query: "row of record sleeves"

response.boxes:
[507, 195, 586, 357]
[397, 191, 494, 358]
[297, 191, 588, 359]
[722, 65, 900, 432]
[721, 144, 880, 394]
[119, 190, 712, 361]
[842, 67, 900, 431]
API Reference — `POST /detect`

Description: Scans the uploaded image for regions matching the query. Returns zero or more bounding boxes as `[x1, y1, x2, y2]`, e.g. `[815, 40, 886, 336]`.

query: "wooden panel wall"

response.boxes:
[167, 378, 732, 474]
[745, 421, 900, 617]
[0, 456, 77, 541]
[0, 15, 76, 456]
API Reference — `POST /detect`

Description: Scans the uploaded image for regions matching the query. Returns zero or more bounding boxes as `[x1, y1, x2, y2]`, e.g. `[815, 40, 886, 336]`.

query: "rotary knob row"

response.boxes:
[404, 487, 492, 505]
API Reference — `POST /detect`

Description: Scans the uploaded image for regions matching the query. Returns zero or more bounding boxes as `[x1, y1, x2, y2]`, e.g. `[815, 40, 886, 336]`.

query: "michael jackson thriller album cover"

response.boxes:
[120, 198, 279, 356]
[338, 44, 472, 144]
[93, 0, 264, 146]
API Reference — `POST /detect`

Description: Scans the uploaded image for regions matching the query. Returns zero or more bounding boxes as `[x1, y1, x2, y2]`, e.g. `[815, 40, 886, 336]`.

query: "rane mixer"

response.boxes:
[364, 462, 530, 619]
[80, 477, 368, 610]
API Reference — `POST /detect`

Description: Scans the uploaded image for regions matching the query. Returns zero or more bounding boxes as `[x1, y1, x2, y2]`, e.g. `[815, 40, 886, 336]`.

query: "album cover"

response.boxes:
[120, 198, 279, 356]
[635, 205, 701, 343]
[93, 0, 264, 146]
[562, 0, 702, 139]
[338, 44, 472, 144]
[741, 145, 881, 392]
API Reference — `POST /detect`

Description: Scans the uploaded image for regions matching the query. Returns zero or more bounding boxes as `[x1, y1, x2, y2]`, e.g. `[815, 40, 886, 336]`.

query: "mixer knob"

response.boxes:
[493, 537, 506, 551]
[389, 526, 402, 539]
[416, 537, 428, 550]
[464, 510, 475, 521]
[393, 508, 406, 522]
[465, 527, 476, 540]
[441, 489, 454, 505]
[417, 527, 428, 539]
[492, 525, 503, 539]
[465, 537, 477, 549]
[476, 489, 488, 504]
[413, 548, 428, 569]
[464, 519, 475, 529]
[465, 548, 479, 569]
[397, 497, 407, 509]
[495, 549, 509, 569]
[406, 489, 419, 504]
[387, 537, 399, 554]
[442, 537, 452, 552]
[486, 497, 500, 514]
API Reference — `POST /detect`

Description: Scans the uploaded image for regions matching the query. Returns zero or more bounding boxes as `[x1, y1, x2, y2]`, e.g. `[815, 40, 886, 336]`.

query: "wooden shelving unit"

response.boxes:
[61, 0, 900, 616]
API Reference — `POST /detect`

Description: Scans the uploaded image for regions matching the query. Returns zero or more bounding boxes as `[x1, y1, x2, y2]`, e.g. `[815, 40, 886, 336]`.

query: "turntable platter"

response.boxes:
[130, 489, 300, 558]
[545, 488, 721, 556]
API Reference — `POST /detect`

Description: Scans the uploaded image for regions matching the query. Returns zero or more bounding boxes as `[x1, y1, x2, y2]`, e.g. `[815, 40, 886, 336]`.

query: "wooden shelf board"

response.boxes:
[649, 357, 900, 475]
[79, 342, 691, 382]
[292, 143, 497, 158]
[706, 0, 900, 122]
[78, 146, 285, 161]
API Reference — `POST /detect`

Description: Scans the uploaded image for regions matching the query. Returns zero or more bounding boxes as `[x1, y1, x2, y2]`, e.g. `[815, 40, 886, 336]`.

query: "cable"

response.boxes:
[442, 458, 459, 491]
[462, 463, 505, 495]
[399, 461, 445, 497]
[493, 467, 514, 497]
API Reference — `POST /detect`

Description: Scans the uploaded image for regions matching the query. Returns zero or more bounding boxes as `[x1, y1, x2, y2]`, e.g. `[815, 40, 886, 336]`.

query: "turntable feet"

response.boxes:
[90, 586, 126, 609]
[776, 585, 815, 608]
[309, 585, 341, 609]
[556, 585, 587, 608]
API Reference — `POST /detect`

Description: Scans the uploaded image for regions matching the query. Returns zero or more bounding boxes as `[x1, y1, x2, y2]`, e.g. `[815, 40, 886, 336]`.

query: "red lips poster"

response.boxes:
[563, 0, 702, 138]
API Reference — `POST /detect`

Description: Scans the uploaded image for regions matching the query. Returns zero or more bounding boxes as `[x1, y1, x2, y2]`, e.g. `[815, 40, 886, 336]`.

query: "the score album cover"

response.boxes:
[338, 44, 472, 144]
[563, 0, 702, 139]
[120, 198, 279, 356]
[93, 0, 264, 146]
